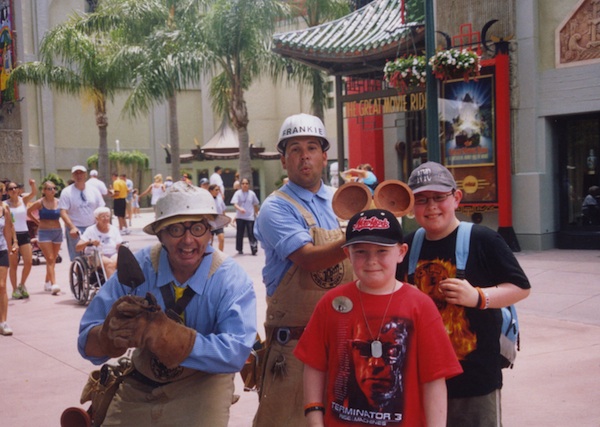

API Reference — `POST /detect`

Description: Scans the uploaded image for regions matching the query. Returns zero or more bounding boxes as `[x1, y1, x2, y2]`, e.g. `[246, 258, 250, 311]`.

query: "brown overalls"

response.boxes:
[253, 191, 353, 427]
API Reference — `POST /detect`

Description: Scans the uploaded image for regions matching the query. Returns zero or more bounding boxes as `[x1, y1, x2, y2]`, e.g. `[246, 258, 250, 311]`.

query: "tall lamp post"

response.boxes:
[424, 0, 440, 162]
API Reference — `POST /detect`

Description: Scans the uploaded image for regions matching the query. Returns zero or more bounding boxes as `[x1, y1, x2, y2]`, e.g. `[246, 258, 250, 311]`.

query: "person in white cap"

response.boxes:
[253, 113, 353, 426]
[77, 181, 257, 426]
[59, 165, 105, 261]
[86, 169, 108, 196]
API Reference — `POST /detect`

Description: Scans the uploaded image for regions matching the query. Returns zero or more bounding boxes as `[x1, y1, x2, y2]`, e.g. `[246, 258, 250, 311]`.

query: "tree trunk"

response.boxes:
[96, 100, 109, 187]
[168, 95, 181, 181]
[231, 86, 252, 187]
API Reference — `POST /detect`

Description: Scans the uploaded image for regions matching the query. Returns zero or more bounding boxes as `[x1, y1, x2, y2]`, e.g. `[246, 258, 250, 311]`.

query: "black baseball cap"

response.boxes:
[343, 209, 403, 247]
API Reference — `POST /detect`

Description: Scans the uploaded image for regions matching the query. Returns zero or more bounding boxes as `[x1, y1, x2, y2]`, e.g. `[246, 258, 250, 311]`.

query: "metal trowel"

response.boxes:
[117, 245, 146, 292]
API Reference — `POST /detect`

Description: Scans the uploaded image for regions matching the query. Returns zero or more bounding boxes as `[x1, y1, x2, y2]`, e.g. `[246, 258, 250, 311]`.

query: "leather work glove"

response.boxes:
[110, 293, 197, 369]
[95, 295, 149, 358]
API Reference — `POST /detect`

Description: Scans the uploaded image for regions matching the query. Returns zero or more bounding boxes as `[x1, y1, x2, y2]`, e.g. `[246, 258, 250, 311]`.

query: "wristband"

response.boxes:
[475, 287, 485, 309]
[304, 402, 325, 416]
[482, 289, 490, 309]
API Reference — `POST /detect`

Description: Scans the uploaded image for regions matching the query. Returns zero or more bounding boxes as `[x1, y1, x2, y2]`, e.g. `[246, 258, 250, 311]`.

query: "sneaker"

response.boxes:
[12, 289, 22, 300]
[0, 322, 13, 336]
[51, 284, 61, 295]
[18, 285, 29, 299]
[44, 282, 52, 292]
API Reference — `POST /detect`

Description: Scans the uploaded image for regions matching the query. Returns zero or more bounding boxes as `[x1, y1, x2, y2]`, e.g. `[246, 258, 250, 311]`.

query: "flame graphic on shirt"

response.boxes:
[414, 259, 476, 359]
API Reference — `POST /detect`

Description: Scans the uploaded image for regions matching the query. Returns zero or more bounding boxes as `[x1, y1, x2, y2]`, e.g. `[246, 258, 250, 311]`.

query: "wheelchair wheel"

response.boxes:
[69, 258, 90, 305]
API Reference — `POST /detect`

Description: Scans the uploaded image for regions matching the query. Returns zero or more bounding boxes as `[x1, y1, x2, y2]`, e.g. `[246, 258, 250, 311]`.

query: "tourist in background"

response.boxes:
[27, 180, 62, 295]
[6, 179, 37, 299]
[0, 183, 16, 334]
[208, 184, 227, 251]
[139, 174, 166, 208]
[231, 178, 259, 255]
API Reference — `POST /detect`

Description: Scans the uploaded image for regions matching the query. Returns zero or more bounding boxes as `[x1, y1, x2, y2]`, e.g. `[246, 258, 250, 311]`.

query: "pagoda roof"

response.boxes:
[188, 117, 279, 161]
[272, 0, 424, 77]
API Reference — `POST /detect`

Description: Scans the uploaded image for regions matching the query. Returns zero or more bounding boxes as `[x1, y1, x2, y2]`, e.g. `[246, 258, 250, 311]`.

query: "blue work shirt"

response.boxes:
[78, 244, 257, 373]
[254, 181, 339, 297]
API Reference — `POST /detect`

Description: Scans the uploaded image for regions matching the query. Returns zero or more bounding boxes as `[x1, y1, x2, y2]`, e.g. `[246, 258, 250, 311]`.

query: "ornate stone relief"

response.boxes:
[557, 0, 600, 66]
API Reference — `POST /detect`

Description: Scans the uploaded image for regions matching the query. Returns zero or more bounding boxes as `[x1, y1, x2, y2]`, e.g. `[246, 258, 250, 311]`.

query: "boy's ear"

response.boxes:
[343, 246, 351, 258]
[397, 243, 409, 263]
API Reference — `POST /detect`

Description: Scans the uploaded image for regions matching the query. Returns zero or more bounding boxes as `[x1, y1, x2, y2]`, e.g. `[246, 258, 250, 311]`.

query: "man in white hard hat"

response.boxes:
[253, 113, 353, 426]
[77, 181, 257, 426]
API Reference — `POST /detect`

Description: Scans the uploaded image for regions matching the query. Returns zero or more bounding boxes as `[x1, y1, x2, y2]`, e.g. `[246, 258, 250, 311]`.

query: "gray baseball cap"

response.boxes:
[408, 161, 457, 194]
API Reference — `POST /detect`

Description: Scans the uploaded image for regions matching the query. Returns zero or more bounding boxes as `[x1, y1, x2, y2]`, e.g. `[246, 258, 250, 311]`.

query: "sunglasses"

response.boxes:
[7, 187, 18, 191]
[45, 187, 56, 191]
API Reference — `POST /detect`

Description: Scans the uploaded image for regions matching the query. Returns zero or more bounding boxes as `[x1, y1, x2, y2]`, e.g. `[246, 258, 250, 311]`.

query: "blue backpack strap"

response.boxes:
[407, 227, 426, 277]
[455, 222, 474, 279]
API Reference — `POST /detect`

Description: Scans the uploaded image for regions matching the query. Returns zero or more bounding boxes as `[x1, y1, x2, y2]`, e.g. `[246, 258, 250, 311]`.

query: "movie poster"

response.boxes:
[440, 74, 498, 203]
[440, 74, 495, 167]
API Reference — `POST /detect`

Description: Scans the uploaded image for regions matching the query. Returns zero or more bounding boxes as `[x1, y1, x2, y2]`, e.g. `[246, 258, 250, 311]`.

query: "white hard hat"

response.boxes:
[276, 113, 330, 154]
[143, 181, 230, 235]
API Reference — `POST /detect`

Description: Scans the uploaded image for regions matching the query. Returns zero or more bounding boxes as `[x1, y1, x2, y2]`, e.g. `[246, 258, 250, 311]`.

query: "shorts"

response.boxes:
[16, 231, 31, 247]
[38, 228, 64, 244]
[114, 198, 126, 217]
[0, 249, 8, 267]
[447, 389, 501, 427]
[211, 228, 224, 236]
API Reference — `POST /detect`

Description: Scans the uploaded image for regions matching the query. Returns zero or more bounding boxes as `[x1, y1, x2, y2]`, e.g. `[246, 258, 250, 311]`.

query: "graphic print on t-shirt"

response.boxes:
[414, 258, 476, 359]
[332, 316, 411, 425]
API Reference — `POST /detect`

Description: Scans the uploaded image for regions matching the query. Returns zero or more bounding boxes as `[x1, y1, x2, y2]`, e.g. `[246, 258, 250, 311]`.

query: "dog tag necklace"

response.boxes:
[356, 280, 397, 358]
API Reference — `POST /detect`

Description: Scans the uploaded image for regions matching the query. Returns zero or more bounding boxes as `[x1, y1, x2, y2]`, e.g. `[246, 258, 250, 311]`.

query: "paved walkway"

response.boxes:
[1, 210, 599, 426]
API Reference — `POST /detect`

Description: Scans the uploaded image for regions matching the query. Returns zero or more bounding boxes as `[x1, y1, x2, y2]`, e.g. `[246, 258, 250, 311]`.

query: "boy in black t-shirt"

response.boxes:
[397, 161, 531, 427]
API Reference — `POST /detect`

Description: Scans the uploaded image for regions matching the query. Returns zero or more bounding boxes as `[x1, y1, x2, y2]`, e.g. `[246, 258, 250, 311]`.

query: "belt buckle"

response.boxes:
[276, 327, 291, 345]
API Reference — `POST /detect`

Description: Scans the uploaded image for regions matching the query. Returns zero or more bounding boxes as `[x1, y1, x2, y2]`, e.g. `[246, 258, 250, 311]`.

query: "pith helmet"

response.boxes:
[276, 113, 331, 154]
[143, 181, 231, 235]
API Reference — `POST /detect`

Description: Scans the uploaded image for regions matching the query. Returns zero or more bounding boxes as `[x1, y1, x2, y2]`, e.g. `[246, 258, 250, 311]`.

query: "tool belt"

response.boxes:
[240, 326, 304, 393]
[78, 357, 133, 427]
[270, 326, 305, 346]
[129, 369, 173, 389]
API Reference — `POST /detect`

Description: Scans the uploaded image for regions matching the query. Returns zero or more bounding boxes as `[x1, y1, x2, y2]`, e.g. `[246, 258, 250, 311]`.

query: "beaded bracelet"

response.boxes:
[304, 402, 325, 416]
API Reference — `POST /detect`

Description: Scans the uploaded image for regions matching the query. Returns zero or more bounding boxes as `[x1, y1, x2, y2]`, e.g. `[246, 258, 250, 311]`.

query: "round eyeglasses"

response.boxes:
[163, 221, 209, 238]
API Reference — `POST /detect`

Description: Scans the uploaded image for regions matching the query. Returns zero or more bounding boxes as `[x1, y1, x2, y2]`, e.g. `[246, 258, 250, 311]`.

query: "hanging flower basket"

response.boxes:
[429, 48, 481, 82]
[383, 55, 427, 91]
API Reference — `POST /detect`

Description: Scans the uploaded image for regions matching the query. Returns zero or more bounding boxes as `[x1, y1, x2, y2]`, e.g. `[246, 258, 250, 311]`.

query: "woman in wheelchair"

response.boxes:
[75, 207, 122, 279]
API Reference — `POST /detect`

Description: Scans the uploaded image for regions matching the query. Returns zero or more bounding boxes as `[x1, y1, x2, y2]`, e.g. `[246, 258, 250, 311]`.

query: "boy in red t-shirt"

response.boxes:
[295, 209, 462, 427]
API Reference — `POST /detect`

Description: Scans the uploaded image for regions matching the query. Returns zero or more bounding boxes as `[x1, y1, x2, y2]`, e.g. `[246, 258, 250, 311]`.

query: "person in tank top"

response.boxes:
[6, 180, 37, 300]
[27, 180, 63, 295]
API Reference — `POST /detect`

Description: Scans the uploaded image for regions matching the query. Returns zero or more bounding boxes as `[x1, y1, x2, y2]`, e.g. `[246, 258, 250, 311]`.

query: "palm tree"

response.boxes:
[201, 0, 287, 186]
[75, 0, 209, 180]
[8, 16, 132, 185]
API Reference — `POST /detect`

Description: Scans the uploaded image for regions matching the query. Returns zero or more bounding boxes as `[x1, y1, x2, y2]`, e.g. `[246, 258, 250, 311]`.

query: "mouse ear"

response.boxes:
[117, 246, 145, 290]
